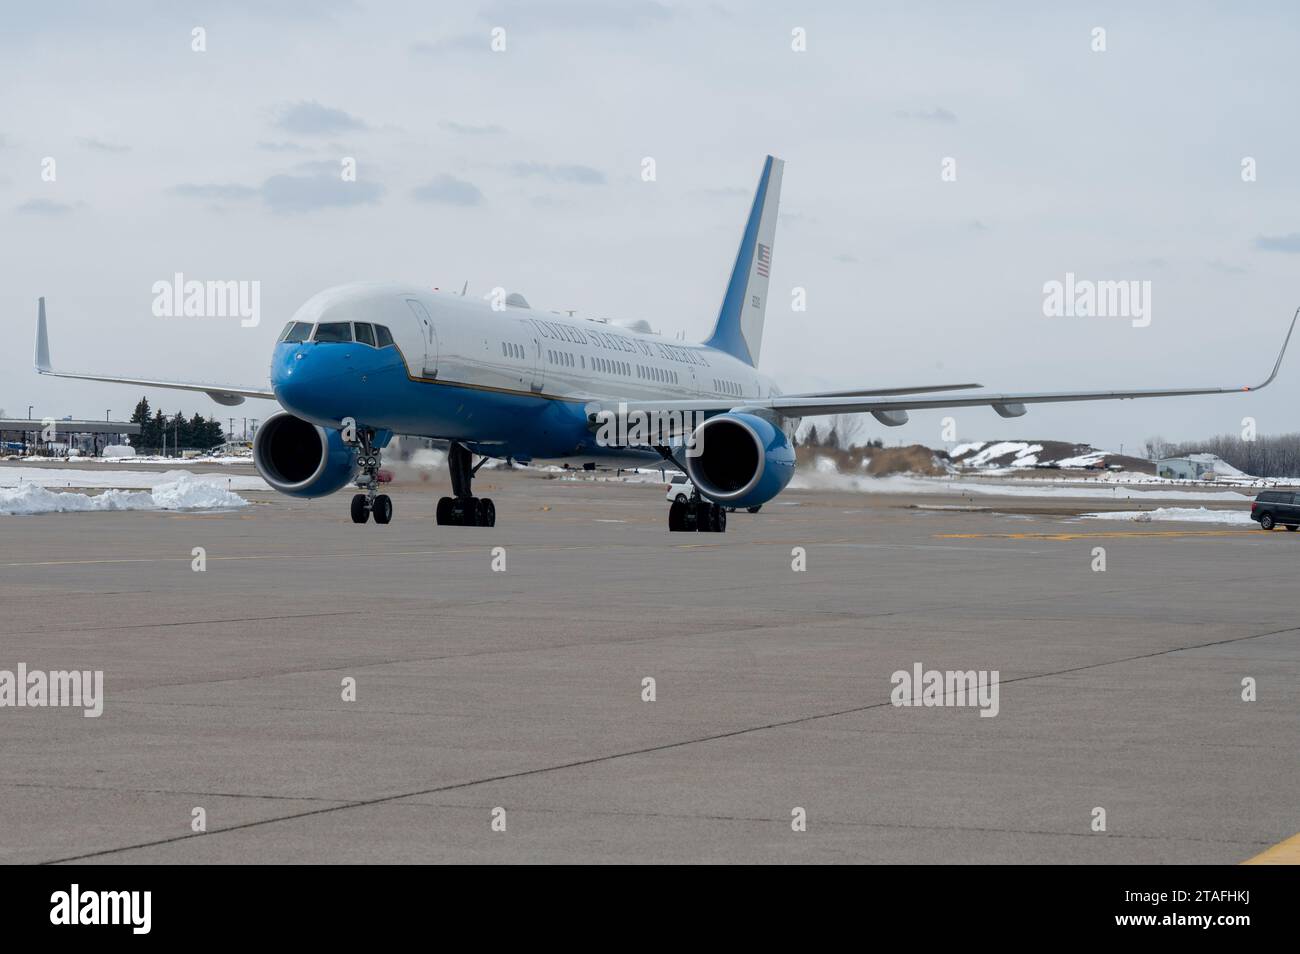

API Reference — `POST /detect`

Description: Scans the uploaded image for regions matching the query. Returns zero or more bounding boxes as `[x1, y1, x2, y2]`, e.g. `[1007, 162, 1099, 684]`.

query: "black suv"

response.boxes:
[1250, 491, 1300, 530]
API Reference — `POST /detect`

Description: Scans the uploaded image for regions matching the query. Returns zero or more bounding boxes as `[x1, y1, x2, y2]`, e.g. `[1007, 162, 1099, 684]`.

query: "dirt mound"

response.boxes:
[795, 443, 947, 476]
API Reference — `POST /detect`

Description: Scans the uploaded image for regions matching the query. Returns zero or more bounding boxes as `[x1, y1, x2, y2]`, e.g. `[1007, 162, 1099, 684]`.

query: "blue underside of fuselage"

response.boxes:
[271, 341, 661, 464]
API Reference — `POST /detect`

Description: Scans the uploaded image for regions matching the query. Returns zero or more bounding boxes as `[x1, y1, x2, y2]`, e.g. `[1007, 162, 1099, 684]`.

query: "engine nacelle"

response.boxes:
[253, 411, 358, 498]
[685, 412, 796, 509]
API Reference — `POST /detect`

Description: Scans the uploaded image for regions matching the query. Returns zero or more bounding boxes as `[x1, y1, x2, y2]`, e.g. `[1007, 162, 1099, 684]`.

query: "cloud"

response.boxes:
[257, 140, 313, 153]
[440, 120, 505, 136]
[274, 100, 367, 135]
[508, 161, 605, 185]
[1254, 233, 1300, 253]
[172, 167, 382, 213]
[895, 107, 958, 124]
[78, 137, 130, 153]
[1207, 259, 1249, 275]
[412, 174, 484, 206]
[480, 0, 673, 31]
[172, 183, 260, 200]
[261, 172, 383, 213]
[16, 197, 82, 214]
[411, 35, 490, 55]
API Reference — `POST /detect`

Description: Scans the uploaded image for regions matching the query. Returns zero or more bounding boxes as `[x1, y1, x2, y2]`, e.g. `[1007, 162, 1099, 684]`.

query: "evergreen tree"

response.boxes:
[147, 408, 168, 451]
[171, 411, 189, 449]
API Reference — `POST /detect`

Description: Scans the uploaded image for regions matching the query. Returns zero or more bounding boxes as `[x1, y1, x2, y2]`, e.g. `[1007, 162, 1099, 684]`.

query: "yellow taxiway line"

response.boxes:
[1243, 831, 1300, 864]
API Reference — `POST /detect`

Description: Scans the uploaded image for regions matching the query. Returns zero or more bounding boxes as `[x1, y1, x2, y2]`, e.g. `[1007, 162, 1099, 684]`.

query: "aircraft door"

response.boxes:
[523, 321, 545, 392]
[404, 298, 438, 378]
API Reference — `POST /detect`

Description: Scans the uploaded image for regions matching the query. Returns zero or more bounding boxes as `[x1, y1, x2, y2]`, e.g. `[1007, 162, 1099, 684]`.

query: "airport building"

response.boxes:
[1155, 454, 1234, 480]
[0, 417, 140, 456]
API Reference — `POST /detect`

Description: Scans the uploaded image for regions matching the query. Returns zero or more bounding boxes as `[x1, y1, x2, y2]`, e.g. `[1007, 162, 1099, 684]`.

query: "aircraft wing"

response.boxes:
[33, 297, 277, 406]
[778, 382, 983, 398]
[592, 307, 1298, 424]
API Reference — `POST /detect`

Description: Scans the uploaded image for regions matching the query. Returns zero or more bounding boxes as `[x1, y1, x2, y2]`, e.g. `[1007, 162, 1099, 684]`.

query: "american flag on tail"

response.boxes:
[755, 243, 771, 278]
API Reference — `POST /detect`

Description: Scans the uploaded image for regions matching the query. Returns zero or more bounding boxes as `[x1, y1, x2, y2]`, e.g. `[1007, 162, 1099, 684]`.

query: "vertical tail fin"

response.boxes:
[704, 155, 784, 367]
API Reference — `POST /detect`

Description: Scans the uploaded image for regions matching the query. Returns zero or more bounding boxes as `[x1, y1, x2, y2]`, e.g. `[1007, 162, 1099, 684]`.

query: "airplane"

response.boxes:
[33, 155, 1298, 532]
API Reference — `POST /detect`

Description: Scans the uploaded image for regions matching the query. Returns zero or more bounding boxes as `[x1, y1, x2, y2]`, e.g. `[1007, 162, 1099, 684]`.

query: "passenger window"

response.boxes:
[374, 325, 395, 348]
[354, 322, 376, 347]
[282, 321, 312, 343]
[313, 322, 353, 343]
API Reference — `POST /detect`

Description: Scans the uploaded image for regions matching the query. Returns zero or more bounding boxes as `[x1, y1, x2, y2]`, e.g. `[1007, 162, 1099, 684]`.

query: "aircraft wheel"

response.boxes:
[461, 497, 480, 527]
[480, 498, 496, 527]
[668, 500, 686, 531]
[747, 505, 762, 514]
[372, 494, 393, 524]
[350, 494, 369, 524]
[436, 497, 452, 525]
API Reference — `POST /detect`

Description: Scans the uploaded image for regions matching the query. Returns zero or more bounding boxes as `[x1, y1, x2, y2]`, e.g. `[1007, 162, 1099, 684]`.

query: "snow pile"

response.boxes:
[961, 441, 1044, 468]
[0, 466, 266, 490]
[101, 445, 137, 458]
[150, 475, 249, 509]
[0, 475, 248, 515]
[791, 458, 1254, 502]
[0, 485, 155, 514]
[1055, 450, 1108, 468]
[1080, 507, 1254, 525]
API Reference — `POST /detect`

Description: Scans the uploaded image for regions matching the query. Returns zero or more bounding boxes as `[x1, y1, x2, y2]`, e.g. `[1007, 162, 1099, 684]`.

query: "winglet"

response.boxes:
[1244, 305, 1299, 391]
[34, 297, 51, 372]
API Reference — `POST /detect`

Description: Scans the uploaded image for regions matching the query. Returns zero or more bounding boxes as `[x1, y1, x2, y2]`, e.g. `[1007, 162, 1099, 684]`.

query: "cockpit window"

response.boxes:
[313, 322, 353, 343]
[281, 321, 312, 343]
[354, 322, 376, 347]
[374, 325, 395, 348]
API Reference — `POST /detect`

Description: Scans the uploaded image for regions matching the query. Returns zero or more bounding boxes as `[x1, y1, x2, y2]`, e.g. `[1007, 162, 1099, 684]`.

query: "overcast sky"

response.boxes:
[3, 0, 1298, 453]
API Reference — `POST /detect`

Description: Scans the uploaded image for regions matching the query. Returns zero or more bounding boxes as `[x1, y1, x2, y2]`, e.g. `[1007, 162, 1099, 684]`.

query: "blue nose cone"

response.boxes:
[271, 342, 354, 424]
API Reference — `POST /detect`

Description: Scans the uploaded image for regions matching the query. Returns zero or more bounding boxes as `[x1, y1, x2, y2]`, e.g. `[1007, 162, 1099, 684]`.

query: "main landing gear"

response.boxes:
[436, 442, 496, 527]
[668, 493, 727, 533]
[349, 427, 392, 525]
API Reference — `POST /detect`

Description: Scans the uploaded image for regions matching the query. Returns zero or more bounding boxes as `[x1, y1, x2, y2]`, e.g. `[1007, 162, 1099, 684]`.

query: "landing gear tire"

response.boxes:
[705, 503, 726, 533]
[372, 494, 393, 524]
[1261, 513, 1275, 530]
[350, 494, 369, 524]
[436, 495, 494, 526]
[438, 443, 497, 527]
[669, 498, 726, 533]
[747, 505, 762, 514]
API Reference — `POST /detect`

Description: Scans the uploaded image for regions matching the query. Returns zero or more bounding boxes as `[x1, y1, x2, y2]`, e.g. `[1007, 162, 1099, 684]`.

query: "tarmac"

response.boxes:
[1, 464, 1295, 863]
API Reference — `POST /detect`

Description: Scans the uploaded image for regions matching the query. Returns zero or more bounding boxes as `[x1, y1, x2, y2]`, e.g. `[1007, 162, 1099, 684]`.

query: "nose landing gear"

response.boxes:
[347, 426, 392, 524]
[436, 441, 496, 526]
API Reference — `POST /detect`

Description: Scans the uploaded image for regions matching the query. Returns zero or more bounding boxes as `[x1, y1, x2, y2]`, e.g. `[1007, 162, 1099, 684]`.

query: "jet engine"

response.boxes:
[684, 412, 796, 510]
[252, 411, 358, 498]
